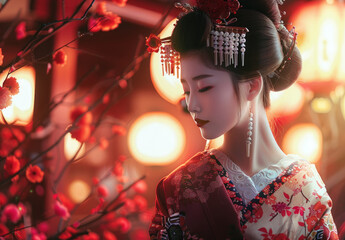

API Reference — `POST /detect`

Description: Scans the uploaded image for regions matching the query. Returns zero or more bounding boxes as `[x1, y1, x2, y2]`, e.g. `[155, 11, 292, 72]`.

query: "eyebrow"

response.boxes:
[180, 74, 213, 83]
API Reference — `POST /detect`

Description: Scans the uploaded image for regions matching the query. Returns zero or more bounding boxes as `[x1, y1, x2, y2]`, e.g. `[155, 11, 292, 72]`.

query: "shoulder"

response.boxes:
[287, 155, 324, 181]
[154, 151, 210, 215]
[283, 155, 329, 197]
[157, 151, 208, 190]
[284, 154, 323, 181]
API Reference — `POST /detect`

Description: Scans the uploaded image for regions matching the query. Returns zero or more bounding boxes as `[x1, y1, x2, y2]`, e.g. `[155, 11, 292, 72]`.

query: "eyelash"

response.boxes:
[183, 86, 213, 95]
[199, 86, 213, 93]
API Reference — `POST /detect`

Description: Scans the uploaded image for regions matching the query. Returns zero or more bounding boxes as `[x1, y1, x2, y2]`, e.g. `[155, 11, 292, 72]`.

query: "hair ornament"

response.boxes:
[145, 0, 249, 79]
[160, 38, 181, 79]
[267, 25, 297, 88]
[208, 25, 249, 68]
[174, 2, 194, 13]
[195, 0, 240, 23]
[145, 33, 162, 53]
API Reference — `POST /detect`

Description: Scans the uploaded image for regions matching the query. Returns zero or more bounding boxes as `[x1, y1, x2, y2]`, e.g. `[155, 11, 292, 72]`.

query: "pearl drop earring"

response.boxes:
[246, 106, 253, 158]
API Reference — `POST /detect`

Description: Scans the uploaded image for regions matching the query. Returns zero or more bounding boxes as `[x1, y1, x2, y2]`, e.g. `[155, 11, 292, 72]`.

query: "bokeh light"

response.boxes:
[268, 84, 305, 119]
[68, 180, 90, 203]
[64, 133, 86, 160]
[341, 94, 345, 121]
[150, 19, 184, 104]
[0, 67, 35, 125]
[207, 135, 224, 149]
[311, 97, 332, 114]
[128, 112, 185, 165]
[291, 2, 345, 82]
[282, 123, 323, 163]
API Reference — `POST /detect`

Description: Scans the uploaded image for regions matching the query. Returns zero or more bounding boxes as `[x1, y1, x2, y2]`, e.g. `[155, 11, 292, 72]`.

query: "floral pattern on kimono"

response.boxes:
[149, 150, 338, 240]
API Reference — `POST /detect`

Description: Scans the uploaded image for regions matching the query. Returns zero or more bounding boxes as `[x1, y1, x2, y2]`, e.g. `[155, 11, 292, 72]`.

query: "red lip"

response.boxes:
[195, 118, 210, 127]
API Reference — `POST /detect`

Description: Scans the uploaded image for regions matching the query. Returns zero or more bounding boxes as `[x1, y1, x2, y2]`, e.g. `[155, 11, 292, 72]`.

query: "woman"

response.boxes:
[148, 0, 338, 239]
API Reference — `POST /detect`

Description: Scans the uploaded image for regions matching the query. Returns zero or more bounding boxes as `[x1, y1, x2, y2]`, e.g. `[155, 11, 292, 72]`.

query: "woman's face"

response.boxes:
[180, 52, 246, 140]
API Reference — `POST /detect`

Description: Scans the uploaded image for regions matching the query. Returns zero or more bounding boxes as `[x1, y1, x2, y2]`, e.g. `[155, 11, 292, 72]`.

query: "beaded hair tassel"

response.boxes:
[208, 25, 249, 68]
[160, 41, 181, 79]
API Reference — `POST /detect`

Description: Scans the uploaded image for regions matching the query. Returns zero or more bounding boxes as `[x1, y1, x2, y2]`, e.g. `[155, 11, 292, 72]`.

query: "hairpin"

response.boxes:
[145, 0, 248, 79]
[267, 26, 297, 83]
[208, 25, 249, 68]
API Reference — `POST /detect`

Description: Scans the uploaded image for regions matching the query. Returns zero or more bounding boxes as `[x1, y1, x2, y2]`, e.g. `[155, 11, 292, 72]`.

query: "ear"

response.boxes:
[246, 75, 263, 101]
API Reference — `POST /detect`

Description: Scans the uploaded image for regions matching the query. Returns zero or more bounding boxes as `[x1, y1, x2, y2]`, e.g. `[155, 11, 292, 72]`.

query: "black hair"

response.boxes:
[171, 0, 302, 108]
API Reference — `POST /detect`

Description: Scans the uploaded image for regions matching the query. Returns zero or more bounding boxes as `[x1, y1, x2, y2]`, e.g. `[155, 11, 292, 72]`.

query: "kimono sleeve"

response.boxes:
[149, 178, 169, 239]
[306, 165, 339, 240]
[307, 200, 339, 240]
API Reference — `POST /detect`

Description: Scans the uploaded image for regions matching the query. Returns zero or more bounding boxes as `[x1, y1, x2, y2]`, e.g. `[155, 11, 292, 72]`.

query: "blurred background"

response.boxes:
[0, 0, 345, 239]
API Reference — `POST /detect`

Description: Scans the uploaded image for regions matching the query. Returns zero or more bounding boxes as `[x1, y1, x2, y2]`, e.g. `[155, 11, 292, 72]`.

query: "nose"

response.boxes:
[186, 93, 201, 113]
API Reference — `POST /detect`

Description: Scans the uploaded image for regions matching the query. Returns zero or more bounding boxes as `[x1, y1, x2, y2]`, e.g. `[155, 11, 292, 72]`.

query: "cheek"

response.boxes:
[214, 86, 238, 109]
[211, 87, 240, 122]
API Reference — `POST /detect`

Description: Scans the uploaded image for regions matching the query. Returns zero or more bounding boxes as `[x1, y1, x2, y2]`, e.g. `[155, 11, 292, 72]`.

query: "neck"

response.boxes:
[218, 103, 286, 176]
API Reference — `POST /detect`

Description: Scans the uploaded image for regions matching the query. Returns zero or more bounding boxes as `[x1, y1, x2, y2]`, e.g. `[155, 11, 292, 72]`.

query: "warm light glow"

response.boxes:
[337, 23, 345, 79]
[207, 135, 224, 149]
[268, 84, 305, 118]
[85, 147, 107, 166]
[330, 86, 344, 103]
[282, 124, 323, 163]
[64, 133, 86, 160]
[341, 94, 345, 120]
[291, 2, 345, 83]
[68, 180, 90, 203]
[311, 97, 332, 113]
[150, 19, 184, 104]
[128, 112, 185, 165]
[318, 18, 338, 72]
[0, 67, 35, 125]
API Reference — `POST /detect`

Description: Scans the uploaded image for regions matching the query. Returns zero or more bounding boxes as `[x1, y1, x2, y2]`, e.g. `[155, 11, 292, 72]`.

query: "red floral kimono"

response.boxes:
[149, 150, 338, 240]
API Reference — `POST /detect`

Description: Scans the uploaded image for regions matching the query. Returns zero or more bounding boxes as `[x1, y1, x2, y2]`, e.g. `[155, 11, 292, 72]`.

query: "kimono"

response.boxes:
[149, 150, 338, 240]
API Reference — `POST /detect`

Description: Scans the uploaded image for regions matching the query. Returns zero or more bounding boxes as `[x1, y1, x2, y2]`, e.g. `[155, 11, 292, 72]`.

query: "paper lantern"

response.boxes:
[291, 2, 345, 93]
[0, 67, 35, 125]
[282, 123, 323, 163]
[150, 19, 184, 104]
[128, 112, 185, 165]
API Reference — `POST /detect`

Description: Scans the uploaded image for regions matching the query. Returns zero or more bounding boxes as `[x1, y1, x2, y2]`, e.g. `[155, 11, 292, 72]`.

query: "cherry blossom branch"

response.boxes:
[77, 175, 146, 229]
[47, 174, 145, 239]
[62, 166, 117, 227]
[53, 143, 84, 187]
[33, 31, 94, 65]
[0, 65, 97, 166]
[0, 0, 95, 75]
[52, 131, 118, 191]
[1, 47, 149, 190]
[20, 0, 94, 56]
[0, 111, 21, 145]
[0, 215, 56, 238]
[0, 1, 173, 238]
[0, 49, 145, 186]
[39, 65, 98, 128]
[0, 129, 70, 188]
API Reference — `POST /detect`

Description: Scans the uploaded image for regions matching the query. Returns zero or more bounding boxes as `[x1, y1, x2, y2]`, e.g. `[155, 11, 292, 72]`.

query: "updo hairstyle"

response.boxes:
[171, 0, 302, 108]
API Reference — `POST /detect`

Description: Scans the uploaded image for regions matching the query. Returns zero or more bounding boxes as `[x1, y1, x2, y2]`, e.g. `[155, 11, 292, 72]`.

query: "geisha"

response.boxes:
[147, 0, 339, 239]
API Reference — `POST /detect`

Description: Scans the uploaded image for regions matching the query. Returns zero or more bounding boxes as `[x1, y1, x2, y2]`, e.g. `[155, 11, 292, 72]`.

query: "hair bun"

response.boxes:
[238, 0, 302, 92]
[268, 32, 302, 91]
[239, 0, 281, 26]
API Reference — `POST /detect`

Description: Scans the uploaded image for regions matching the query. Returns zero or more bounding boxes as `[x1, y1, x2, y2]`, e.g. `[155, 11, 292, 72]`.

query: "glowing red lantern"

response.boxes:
[290, 2, 345, 93]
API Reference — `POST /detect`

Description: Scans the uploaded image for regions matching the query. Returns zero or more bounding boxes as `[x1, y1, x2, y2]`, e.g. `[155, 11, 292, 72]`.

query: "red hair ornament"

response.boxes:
[195, 0, 240, 22]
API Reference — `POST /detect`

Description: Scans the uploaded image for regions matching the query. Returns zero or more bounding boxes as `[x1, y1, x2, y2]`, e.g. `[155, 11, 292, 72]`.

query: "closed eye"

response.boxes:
[199, 86, 213, 93]
[183, 91, 190, 96]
